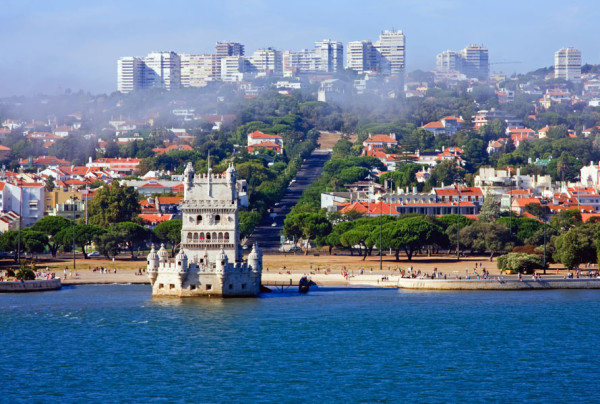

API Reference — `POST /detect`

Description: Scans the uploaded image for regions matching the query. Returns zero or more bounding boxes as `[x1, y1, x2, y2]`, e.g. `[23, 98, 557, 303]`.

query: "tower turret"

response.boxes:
[175, 248, 188, 284]
[183, 162, 195, 199]
[248, 242, 262, 273]
[147, 244, 159, 285]
[158, 243, 168, 264]
[226, 162, 237, 202]
[215, 247, 228, 274]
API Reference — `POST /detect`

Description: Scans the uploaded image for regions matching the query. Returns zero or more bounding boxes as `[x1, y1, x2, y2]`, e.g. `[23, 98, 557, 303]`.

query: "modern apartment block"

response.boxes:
[346, 29, 405, 76]
[346, 40, 377, 74]
[249, 48, 283, 76]
[143, 51, 181, 90]
[436, 44, 489, 80]
[314, 40, 344, 72]
[180, 54, 218, 87]
[117, 51, 181, 92]
[555, 47, 581, 82]
[374, 30, 406, 75]
[117, 56, 144, 93]
[215, 42, 244, 79]
[436, 50, 462, 72]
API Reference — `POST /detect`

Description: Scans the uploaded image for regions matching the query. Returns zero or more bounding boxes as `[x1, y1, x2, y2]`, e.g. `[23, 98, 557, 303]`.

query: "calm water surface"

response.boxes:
[1, 285, 599, 403]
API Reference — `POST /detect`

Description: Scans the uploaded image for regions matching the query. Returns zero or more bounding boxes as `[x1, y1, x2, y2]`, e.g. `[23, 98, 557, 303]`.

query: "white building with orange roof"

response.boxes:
[1, 180, 45, 227]
[247, 130, 283, 154]
[86, 157, 143, 176]
[421, 116, 464, 136]
[362, 133, 398, 149]
[510, 197, 541, 215]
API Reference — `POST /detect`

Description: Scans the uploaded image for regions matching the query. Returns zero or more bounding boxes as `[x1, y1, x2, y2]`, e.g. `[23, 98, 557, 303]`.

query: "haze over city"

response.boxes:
[2, 0, 598, 96]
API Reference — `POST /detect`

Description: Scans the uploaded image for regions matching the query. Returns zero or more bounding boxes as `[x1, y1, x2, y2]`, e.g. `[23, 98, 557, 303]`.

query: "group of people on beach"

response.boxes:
[92, 266, 116, 274]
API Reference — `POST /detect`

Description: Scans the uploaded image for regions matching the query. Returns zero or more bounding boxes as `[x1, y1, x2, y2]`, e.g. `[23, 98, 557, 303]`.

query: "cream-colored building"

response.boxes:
[147, 162, 262, 297]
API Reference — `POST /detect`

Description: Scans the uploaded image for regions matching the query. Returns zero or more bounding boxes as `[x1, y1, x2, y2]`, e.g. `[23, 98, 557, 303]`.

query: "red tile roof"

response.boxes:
[248, 130, 282, 139]
[364, 134, 397, 143]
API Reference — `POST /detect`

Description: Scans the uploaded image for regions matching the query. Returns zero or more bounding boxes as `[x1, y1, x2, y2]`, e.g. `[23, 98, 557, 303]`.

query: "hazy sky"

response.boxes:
[1, 0, 598, 96]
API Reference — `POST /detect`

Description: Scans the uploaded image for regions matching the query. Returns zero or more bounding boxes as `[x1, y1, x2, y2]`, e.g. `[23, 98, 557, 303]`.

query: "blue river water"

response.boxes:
[1, 284, 600, 403]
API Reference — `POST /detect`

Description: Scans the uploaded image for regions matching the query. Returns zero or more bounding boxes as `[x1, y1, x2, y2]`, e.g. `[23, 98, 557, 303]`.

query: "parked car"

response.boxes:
[88, 251, 100, 257]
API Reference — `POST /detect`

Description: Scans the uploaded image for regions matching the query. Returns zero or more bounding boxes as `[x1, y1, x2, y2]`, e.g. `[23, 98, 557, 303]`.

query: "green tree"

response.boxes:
[154, 219, 182, 257]
[76, 224, 106, 258]
[381, 217, 446, 261]
[283, 212, 331, 254]
[32, 215, 73, 257]
[553, 223, 599, 269]
[478, 192, 500, 222]
[0, 230, 20, 261]
[460, 222, 514, 260]
[45, 175, 56, 192]
[87, 181, 141, 227]
[93, 231, 122, 259]
[239, 211, 262, 240]
[114, 222, 153, 259]
[21, 228, 48, 256]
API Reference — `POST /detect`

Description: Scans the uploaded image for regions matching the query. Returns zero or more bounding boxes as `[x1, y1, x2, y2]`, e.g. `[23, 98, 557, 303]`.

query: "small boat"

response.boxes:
[298, 275, 311, 294]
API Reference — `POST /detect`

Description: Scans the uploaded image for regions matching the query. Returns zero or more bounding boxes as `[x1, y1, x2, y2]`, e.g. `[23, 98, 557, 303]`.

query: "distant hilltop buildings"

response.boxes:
[117, 30, 406, 93]
[436, 44, 489, 80]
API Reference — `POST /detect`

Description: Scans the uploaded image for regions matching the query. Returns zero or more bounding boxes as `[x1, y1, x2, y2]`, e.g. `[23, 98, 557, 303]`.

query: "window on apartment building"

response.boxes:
[29, 201, 38, 210]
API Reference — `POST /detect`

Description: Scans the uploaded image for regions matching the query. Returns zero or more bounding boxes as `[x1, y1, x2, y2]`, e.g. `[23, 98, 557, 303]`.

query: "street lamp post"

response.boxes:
[17, 177, 22, 265]
[72, 195, 78, 270]
[456, 178, 461, 261]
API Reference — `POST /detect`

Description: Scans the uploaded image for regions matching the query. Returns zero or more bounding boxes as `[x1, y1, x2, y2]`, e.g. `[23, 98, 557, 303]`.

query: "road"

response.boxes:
[245, 150, 331, 252]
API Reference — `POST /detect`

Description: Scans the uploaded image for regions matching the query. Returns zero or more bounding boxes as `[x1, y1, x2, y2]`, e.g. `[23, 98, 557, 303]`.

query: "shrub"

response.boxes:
[497, 252, 544, 275]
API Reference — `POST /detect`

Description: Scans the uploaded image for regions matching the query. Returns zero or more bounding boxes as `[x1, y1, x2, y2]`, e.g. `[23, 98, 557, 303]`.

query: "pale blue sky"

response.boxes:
[1, 0, 598, 96]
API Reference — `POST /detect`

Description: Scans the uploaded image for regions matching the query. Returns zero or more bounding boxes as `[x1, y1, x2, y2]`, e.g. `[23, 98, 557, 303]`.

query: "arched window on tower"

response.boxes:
[196, 215, 202, 224]
[215, 214, 221, 225]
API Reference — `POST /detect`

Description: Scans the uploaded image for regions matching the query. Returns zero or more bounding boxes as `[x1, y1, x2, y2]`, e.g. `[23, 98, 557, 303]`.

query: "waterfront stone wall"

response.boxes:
[397, 278, 600, 290]
[0, 279, 62, 293]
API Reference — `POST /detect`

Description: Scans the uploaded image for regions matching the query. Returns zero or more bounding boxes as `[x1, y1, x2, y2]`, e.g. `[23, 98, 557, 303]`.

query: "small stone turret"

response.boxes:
[226, 163, 237, 201]
[175, 249, 188, 283]
[147, 245, 159, 285]
[158, 243, 168, 264]
[215, 247, 228, 274]
[248, 242, 262, 273]
[183, 161, 195, 198]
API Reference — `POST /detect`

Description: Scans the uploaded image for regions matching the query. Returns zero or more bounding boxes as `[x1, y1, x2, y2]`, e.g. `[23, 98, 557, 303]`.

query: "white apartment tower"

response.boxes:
[117, 57, 144, 93]
[555, 47, 581, 82]
[346, 40, 377, 74]
[460, 45, 489, 80]
[147, 162, 262, 297]
[436, 50, 462, 72]
[180, 54, 218, 87]
[143, 51, 181, 90]
[249, 48, 283, 76]
[374, 30, 406, 75]
[314, 40, 344, 72]
[215, 42, 245, 79]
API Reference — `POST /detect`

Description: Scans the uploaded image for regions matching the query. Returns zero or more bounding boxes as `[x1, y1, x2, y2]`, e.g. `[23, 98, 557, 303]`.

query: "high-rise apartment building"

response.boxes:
[249, 48, 283, 76]
[436, 50, 462, 72]
[460, 45, 489, 80]
[346, 40, 377, 74]
[314, 40, 344, 73]
[374, 30, 406, 75]
[220, 56, 246, 82]
[180, 54, 218, 87]
[117, 57, 144, 93]
[215, 42, 244, 79]
[555, 47, 581, 82]
[143, 51, 181, 90]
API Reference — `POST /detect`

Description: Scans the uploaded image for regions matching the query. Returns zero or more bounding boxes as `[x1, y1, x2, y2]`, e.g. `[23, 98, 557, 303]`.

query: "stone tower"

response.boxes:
[148, 161, 261, 297]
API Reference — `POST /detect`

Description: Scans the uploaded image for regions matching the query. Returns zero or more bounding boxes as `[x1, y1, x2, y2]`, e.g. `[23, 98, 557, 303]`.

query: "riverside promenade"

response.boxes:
[397, 277, 600, 290]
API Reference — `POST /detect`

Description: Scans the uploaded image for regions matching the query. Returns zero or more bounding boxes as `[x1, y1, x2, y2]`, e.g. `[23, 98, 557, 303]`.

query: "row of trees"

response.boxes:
[0, 215, 183, 261]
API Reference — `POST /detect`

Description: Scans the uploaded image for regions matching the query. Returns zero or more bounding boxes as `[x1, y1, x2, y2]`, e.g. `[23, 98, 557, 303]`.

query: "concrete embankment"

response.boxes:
[397, 277, 600, 290]
[0, 278, 62, 293]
